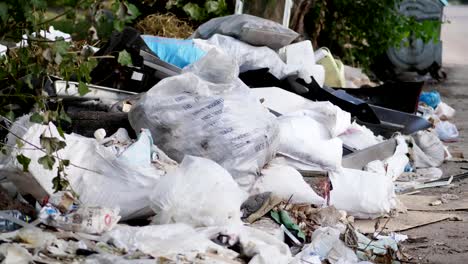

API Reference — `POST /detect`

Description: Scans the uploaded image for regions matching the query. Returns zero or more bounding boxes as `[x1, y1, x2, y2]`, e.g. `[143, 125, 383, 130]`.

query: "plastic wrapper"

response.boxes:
[39, 205, 120, 235]
[435, 120, 459, 142]
[141, 36, 206, 68]
[195, 34, 301, 80]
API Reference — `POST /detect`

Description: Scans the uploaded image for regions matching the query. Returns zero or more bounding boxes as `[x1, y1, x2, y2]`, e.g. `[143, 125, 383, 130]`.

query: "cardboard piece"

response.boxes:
[399, 194, 468, 211]
[353, 211, 459, 233]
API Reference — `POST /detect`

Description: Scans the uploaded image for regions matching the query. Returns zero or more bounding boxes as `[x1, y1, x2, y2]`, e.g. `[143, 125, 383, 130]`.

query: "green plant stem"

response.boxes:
[0, 121, 99, 174]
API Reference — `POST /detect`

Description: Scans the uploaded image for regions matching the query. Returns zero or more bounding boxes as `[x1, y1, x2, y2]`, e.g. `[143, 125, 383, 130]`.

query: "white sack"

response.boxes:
[409, 130, 445, 168]
[129, 49, 279, 188]
[276, 105, 350, 171]
[251, 163, 325, 205]
[150, 156, 247, 227]
[338, 122, 382, 150]
[0, 117, 176, 220]
[364, 138, 409, 181]
[329, 168, 397, 219]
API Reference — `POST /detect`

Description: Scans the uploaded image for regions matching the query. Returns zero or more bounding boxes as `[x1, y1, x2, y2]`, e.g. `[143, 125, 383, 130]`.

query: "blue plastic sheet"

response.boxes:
[419, 91, 441, 109]
[142, 36, 206, 68]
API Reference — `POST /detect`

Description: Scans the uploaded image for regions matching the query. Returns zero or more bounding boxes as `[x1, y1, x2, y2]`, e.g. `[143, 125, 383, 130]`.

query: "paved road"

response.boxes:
[401, 5, 468, 264]
[441, 5, 468, 65]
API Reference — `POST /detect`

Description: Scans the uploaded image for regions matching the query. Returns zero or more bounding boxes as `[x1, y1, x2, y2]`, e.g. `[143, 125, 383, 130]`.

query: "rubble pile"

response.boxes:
[0, 14, 460, 264]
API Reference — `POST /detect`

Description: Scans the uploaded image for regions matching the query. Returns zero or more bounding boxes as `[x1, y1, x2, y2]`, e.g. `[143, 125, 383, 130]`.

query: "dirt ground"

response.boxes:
[399, 5, 468, 264]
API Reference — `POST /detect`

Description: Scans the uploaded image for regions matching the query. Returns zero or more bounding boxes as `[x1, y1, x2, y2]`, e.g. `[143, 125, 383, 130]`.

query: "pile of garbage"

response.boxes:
[0, 14, 459, 264]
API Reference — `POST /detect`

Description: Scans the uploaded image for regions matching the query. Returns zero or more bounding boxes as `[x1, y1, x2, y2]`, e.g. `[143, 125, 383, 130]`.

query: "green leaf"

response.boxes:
[15, 139, 24, 148]
[0, 3, 8, 22]
[205, 0, 227, 15]
[183, 3, 207, 21]
[56, 125, 65, 138]
[113, 20, 125, 32]
[127, 3, 140, 19]
[30, 112, 44, 124]
[205, 0, 219, 14]
[61, 159, 70, 167]
[40, 135, 67, 154]
[5, 111, 15, 122]
[59, 110, 72, 124]
[53, 41, 70, 55]
[117, 50, 133, 66]
[16, 154, 31, 172]
[78, 81, 90, 96]
[38, 155, 56, 170]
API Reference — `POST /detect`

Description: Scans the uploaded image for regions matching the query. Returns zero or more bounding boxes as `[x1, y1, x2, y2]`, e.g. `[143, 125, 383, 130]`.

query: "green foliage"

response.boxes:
[117, 50, 133, 66]
[164, 0, 229, 21]
[0, 0, 139, 193]
[16, 154, 31, 172]
[308, 0, 442, 70]
[177, 0, 228, 21]
[112, 1, 141, 31]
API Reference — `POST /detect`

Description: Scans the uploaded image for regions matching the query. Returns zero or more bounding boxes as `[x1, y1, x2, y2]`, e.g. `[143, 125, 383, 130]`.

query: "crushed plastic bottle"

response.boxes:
[0, 210, 31, 232]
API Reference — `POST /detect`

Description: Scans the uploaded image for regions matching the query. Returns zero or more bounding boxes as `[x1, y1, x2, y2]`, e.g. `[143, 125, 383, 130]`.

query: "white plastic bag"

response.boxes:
[150, 156, 247, 227]
[199, 225, 292, 264]
[129, 49, 279, 188]
[102, 223, 195, 252]
[435, 121, 459, 142]
[329, 168, 397, 219]
[291, 227, 358, 264]
[104, 224, 238, 261]
[251, 162, 324, 205]
[1, 117, 177, 220]
[434, 101, 455, 120]
[195, 34, 301, 79]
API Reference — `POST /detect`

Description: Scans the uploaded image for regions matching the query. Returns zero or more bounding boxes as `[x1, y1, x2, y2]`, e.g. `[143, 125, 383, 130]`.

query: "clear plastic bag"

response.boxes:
[129, 49, 279, 188]
[150, 156, 247, 227]
[435, 121, 459, 142]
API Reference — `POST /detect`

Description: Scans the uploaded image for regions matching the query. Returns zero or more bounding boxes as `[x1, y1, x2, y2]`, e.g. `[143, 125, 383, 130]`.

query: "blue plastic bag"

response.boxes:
[142, 36, 206, 68]
[419, 91, 441, 109]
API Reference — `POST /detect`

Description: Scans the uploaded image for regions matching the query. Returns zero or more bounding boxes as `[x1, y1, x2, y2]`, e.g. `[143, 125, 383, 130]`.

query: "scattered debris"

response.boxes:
[0, 12, 462, 264]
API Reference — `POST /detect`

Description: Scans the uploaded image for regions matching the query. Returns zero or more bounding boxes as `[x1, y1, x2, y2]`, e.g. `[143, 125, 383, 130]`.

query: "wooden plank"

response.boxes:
[399, 194, 468, 211]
